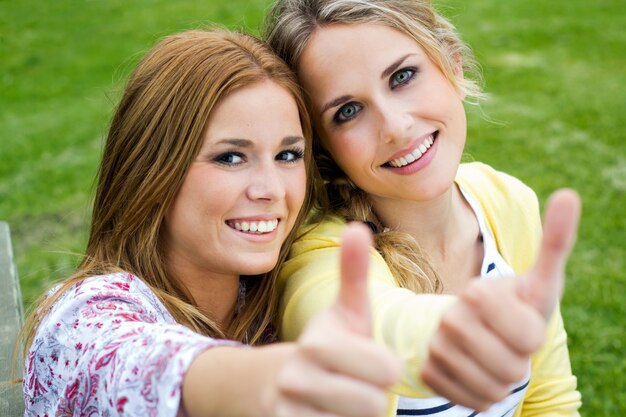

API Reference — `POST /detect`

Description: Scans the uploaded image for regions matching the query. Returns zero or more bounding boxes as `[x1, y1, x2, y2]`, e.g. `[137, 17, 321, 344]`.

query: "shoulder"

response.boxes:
[278, 216, 347, 288]
[290, 216, 348, 254]
[456, 162, 537, 207]
[43, 272, 175, 332]
[278, 215, 393, 290]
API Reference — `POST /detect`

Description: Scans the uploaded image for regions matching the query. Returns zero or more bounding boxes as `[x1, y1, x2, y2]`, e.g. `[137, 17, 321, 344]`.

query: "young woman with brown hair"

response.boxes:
[20, 29, 400, 417]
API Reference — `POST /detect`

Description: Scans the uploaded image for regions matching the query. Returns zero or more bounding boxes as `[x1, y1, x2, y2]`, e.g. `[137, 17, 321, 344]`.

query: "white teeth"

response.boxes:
[229, 219, 279, 234]
[387, 134, 436, 168]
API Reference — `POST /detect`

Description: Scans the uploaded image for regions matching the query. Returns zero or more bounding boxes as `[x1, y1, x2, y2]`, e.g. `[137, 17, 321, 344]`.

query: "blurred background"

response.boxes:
[1, 0, 624, 414]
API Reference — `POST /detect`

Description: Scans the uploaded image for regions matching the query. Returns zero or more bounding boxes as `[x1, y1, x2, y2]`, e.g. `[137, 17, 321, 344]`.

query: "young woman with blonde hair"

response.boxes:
[264, 0, 582, 415]
[20, 28, 400, 417]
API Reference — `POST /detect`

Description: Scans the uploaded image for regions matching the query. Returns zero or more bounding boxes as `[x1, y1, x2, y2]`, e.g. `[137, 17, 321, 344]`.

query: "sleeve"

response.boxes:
[278, 221, 457, 397]
[516, 305, 582, 417]
[24, 274, 238, 417]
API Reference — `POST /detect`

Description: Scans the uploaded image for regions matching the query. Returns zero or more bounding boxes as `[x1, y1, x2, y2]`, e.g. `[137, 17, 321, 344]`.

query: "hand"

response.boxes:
[273, 223, 402, 417]
[421, 189, 581, 411]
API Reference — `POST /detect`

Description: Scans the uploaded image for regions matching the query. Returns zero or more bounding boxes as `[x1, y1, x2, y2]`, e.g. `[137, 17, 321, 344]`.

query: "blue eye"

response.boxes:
[333, 102, 362, 124]
[215, 152, 244, 165]
[277, 148, 305, 163]
[390, 68, 417, 88]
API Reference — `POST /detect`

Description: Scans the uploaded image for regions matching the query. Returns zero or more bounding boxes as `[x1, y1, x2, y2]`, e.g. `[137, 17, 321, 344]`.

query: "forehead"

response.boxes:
[298, 23, 426, 108]
[204, 80, 303, 144]
[300, 23, 423, 71]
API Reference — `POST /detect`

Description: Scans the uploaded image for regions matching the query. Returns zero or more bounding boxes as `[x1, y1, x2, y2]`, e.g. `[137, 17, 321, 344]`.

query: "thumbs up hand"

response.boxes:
[272, 223, 401, 417]
[517, 189, 581, 319]
[421, 189, 581, 411]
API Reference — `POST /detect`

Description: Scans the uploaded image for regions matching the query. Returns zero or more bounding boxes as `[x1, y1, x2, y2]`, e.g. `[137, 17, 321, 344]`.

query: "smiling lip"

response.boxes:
[385, 131, 438, 168]
[225, 215, 281, 235]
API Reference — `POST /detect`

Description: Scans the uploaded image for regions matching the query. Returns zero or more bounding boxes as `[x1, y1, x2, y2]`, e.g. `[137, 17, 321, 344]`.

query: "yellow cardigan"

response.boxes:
[277, 162, 581, 416]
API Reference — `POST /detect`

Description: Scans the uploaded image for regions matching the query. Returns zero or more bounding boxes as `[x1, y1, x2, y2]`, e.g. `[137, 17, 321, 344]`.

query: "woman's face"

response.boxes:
[164, 80, 306, 281]
[298, 23, 467, 204]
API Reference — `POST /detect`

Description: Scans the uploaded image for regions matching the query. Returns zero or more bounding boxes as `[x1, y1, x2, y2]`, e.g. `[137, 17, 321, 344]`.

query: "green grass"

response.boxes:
[1, 0, 624, 414]
[456, 1, 626, 414]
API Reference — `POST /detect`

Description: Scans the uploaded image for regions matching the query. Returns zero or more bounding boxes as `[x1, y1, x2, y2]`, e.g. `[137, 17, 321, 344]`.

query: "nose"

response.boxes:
[246, 161, 286, 202]
[375, 100, 413, 144]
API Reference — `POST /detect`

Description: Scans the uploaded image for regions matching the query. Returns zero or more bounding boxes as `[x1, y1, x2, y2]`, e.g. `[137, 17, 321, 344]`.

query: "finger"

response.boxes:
[421, 358, 494, 412]
[299, 318, 401, 388]
[439, 288, 535, 382]
[274, 399, 335, 417]
[279, 360, 389, 417]
[337, 222, 374, 335]
[462, 280, 546, 355]
[518, 189, 581, 319]
[425, 335, 511, 407]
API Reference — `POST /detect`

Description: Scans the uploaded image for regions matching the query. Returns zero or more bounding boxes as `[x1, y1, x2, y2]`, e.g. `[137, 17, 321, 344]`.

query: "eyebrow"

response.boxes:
[281, 135, 305, 146]
[215, 136, 304, 147]
[381, 53, 415, 80]
[320, 95, 353, 117]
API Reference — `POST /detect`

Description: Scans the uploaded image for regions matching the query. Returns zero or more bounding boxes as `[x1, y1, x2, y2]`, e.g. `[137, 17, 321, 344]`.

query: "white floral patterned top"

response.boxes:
[24, 272, 237, 417]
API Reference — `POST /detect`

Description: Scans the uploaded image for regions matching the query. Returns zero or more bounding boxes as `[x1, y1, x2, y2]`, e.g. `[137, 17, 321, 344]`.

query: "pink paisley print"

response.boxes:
[24, 272, 238, 417]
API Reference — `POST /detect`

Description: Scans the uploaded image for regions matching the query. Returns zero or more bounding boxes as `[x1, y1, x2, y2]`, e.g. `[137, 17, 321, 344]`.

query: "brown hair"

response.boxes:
[265, 0, 485, 293]
[20, 29, 320, 360]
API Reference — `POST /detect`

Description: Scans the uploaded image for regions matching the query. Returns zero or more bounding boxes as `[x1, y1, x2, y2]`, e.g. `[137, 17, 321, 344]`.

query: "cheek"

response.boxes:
[178, 169, 239, 222]
[288, 165, 307, 208]
[283, 166, 307, 235]
[325, 128, 374, 173]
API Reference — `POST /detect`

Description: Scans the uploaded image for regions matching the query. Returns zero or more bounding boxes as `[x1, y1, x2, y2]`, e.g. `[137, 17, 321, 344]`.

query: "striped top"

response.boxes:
[396, 187, 530, 417]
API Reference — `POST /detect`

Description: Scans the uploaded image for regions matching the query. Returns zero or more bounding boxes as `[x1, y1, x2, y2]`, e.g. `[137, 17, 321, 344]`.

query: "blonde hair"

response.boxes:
[20, 29, 320, 361]
[265, 0, 485, 293]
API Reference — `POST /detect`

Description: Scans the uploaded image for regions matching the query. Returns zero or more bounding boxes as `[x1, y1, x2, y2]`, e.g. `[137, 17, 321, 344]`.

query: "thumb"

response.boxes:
[518, 188, 581, 319]
[336, 222, 374, 336]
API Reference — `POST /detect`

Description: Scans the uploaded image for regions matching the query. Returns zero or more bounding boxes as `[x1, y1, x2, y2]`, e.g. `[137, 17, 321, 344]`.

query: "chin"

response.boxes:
[237, 257, 280, 276]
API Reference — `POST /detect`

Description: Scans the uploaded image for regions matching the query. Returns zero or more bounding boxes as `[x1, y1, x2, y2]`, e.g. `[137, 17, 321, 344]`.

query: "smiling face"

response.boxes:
[163, 80, 306, 283]
[298, 23, 467, 205]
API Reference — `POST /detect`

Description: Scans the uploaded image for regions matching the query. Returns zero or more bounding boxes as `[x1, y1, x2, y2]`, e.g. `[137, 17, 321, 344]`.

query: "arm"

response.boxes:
[278, 218, 456, 397]
[278, 191, 582, 413]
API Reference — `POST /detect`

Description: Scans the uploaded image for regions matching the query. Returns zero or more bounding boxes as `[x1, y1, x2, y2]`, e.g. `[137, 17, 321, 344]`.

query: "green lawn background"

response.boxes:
[1, 0, 624, 414]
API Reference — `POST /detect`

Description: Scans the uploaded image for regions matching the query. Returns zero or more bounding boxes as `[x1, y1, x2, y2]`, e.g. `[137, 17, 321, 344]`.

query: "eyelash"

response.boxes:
[277, 148, 305, 163]
[332, 66, 419, 125]
[213, 148, 305, 166]
[214, 152, 245, 165]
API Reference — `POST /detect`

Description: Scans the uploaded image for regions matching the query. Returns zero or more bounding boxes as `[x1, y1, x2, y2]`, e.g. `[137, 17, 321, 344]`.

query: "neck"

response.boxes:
[371, 185, 457, 248]
[168, 258, 241, 331]
[370, 184, 480, 275]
